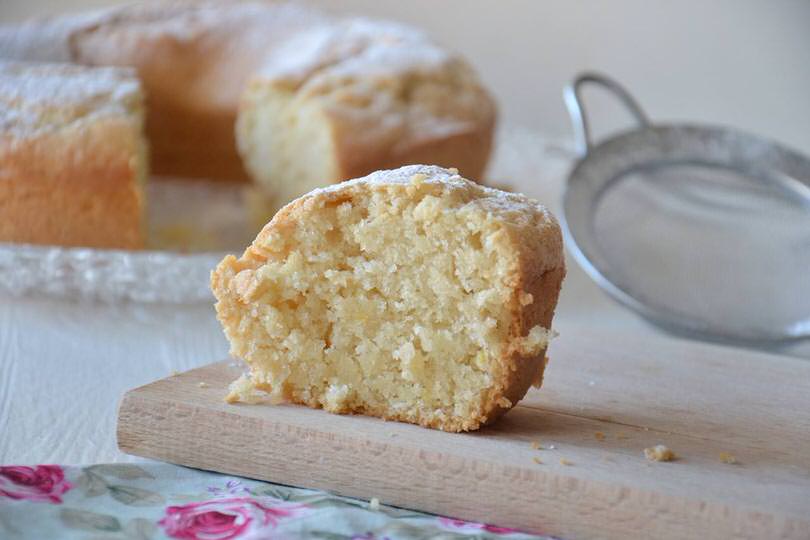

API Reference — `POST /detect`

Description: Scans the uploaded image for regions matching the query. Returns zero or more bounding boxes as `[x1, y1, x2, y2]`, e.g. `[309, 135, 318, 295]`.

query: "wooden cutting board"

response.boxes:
[117, 329, 810, 540]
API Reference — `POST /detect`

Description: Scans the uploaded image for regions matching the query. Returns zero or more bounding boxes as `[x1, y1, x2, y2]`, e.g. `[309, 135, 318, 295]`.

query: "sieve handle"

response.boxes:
[564, 72, 650, 156]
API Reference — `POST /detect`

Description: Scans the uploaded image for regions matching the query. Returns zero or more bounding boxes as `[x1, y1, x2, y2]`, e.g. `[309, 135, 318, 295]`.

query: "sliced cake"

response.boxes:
[212, 165, 564, 431]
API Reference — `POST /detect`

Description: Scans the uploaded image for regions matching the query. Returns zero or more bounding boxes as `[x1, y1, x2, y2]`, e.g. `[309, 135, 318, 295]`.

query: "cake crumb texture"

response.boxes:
[719, 452, 737, 464]
[212, 165, 564, 432]
[644, 445, 676, 462]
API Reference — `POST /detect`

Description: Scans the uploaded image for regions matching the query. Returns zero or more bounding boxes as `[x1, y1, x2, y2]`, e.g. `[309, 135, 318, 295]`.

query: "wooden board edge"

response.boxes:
[116, 387, 810, 540]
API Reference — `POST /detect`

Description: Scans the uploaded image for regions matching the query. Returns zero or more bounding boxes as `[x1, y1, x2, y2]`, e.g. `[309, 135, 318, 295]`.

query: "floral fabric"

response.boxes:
[0, 463, 556, 540]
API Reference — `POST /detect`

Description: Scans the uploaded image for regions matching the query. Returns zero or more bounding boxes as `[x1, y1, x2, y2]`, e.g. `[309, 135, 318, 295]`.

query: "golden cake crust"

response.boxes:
[212, 165, 564, 431]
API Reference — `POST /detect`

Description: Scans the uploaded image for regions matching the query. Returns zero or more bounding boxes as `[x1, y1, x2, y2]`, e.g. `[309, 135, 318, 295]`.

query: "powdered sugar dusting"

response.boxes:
[294, 164, 558, 231]
[0, 61, 141, 137]
[0, 2, 328, 115]
[257, 18, 450, 88]
[0, 8, 113, 62]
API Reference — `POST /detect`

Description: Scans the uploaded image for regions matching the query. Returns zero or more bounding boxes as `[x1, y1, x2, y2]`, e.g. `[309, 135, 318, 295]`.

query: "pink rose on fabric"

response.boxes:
[158, 496, 304, 539]
[438, 516, 522, 535]
[0, 465, 73, 504]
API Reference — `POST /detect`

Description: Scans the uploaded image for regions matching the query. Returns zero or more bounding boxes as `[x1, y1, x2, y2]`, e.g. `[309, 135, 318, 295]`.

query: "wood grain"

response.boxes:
[118, 330, 810, 540]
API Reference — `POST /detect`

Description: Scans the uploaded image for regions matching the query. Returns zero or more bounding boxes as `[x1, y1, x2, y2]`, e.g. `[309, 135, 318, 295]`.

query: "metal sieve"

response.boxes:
[561, 73, 810, 344]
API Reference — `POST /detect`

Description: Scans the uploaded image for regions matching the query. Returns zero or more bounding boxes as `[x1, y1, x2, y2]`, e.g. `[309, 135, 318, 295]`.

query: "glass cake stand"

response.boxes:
[0, 178, 254, 304]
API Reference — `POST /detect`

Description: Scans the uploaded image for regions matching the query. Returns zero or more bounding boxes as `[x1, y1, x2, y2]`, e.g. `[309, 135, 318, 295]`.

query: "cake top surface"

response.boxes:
[0, 1, 326, 54]
[0, 2, 327, 112]
[256, 17, 451, 86]
[298, 164, 560, 238]
[0, 61, 142, 137]
[74, 1, 329, 73]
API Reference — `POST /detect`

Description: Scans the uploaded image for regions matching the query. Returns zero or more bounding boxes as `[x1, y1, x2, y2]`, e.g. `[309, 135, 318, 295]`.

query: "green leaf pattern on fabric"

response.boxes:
[76, 470, 108, 497]
[0, 464, 557, 539]
[124, 517, 158, 540]
[108, 485, 165, 507]
[59, 508, 121, 532]
[89, 465, 155, 481]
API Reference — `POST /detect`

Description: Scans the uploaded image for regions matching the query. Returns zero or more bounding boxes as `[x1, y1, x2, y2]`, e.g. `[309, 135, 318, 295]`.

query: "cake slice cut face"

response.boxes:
[212, 165, 564, 431]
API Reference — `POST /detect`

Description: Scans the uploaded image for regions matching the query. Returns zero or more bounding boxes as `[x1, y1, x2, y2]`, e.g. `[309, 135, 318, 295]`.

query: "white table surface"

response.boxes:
[1, 129, 807, 465]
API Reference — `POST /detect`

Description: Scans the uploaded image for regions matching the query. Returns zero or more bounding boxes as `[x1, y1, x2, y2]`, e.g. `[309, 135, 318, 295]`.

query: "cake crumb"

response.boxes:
[532, 456, 543, 465]
[497, 397, 512, 408]
[594, 431, 606, 441]
[644, 445, 675, 462]
[369, 497, 380, 511]
[559, 458, 572, 466]
[719, 452, 737, 464]
[224, 373, 268, 404]
[515, 326, 556, 356]
[198, 382, 209, 388]
[530, 441, 542, 450]
[616, 433, 629, 440]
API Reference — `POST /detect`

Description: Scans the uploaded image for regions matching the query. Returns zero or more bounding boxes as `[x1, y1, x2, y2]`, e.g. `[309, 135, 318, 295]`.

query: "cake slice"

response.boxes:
[0, 61, 147, 248]
[212, 165, 564, 432]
